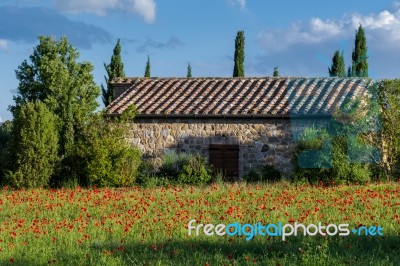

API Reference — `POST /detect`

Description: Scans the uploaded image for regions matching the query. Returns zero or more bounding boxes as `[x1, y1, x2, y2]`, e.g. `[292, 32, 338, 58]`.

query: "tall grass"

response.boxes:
[0, 182, 398, 265]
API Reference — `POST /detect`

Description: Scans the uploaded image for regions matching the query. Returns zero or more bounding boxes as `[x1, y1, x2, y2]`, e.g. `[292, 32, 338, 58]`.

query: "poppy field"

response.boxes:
[0, 182, 399, 265]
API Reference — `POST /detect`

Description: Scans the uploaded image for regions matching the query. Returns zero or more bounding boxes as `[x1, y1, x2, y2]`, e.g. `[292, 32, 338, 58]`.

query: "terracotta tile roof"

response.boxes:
[107, 77, 373, 117]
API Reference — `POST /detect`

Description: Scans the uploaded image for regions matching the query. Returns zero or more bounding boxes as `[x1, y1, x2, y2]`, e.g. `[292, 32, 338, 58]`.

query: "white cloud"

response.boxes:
[258, 5, 400, 53]
[228, 0, 246, 9]
[54, 0, 156, 23]
[0, 39, 8, 51]
[258, 19, 346, 54]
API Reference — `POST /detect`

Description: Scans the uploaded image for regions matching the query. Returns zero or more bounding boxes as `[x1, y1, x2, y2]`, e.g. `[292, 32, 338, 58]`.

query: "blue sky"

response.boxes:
[0, 0, 399, 121]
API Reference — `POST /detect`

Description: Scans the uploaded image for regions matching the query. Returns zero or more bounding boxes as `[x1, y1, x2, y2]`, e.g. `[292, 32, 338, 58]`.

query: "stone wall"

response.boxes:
[128, 118, 328, 177]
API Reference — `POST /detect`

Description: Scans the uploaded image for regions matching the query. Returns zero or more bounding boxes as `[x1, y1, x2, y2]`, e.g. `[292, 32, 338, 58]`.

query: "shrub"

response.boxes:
[261, 164, 282, 182]
[242, 168, 262, 182]
[86, 117, 141, 187]
[293, 127, 371, 185]
[158, 152, 190, 182]
[155, 152, 212, 186]
[6, 102, 59, 188]
[177, 154, 212, 185]
[243, 165, 282, 183]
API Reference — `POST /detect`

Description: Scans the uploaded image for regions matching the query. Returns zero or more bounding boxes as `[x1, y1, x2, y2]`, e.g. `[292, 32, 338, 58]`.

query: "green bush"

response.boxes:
[293, 127, 371, 185]
[177, 154, 212, 185]
[136, 160, 171, 187]
[6, 102, 59, 188]
[155, 152, 212, 185]
[158, 152, 190, 182]
[243, 165, 282, 183]
[261, 164, 282, 182]
[242, 168, 262, 182]
[86, 118, 141, 187]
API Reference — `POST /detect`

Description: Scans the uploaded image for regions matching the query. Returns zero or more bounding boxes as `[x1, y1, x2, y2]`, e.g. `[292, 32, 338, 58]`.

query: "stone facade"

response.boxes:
[128, 118, 328, 177]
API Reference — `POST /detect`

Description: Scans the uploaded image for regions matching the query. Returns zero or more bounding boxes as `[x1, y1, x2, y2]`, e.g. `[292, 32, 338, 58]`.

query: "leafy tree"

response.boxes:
[351, 24, 368, 77]
[273, 66, 279, 77]
[12, 36, 100, 156]
[377, 79, 400, 179]
[294, 86, 381, 185]
[102, 39, 125, 107]
[6, 102, 58, 188]
[233, 31, 245, 77]
[11, 36, 100, 185]
[144, 56, 151, 77]
[328, 50, 346, 77]
[187, 63, 192, 78]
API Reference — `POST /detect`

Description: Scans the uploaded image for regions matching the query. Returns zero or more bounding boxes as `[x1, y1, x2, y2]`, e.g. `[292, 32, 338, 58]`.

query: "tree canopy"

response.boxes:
[12, 36, 100, 156]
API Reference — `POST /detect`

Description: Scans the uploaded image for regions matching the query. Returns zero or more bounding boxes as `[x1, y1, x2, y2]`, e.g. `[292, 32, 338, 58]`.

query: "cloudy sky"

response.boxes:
[0, 0, 399, 121]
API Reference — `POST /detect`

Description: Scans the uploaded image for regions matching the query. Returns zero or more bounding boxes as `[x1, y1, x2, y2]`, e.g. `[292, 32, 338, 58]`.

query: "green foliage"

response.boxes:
[233, 31, 245, 77]
[242, 168, 262, 182]
[187, 63, 192, 78]
[243, 165, 282, 183]
[85, 115, 142, 187]
[158, 152, 190, 181]
[329, 50, 346, 77]
[144, 56, 151, 78]
[273, 66, 279, 77]
[119, 104, 137, 123]
[293, 87, 382, 185]
[102, 39, 125, 107]
[177, 154, 212, 185]
[136, 160, 161, 188]
[351, 24, 368, 77]
[293, 128, 371, 185]
[6, 102, 59, 188]
[12, 37, 98, 160]
[211, 168, 225, 185]
[7, 36, 145, 189]
[11, 36, 100, 185]
[156, 152, 212, 185]
[0, 121, 12, 181]
[261, 164, 282, 182]
[378, 79, 400, 179]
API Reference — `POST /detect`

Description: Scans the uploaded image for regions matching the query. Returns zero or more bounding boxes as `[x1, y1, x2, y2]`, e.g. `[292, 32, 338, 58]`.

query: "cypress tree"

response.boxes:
[328, 50, 346, 77]
[273, 66, 279, 77]
[144, 56, 151, 78]
[102, 39, 125, 107]
[233, 31, 245, 77]
[351, 24, 368, 77]
[347, 66, 352, 77]
[187, 63, 192, 78]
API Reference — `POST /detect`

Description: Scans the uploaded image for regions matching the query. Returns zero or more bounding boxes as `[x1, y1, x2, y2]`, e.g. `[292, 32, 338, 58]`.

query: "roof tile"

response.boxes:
[107, 77, 373, 117]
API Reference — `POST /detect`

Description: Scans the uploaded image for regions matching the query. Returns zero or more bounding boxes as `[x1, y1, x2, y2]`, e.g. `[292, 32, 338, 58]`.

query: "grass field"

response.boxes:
[0, 182, 399, 265]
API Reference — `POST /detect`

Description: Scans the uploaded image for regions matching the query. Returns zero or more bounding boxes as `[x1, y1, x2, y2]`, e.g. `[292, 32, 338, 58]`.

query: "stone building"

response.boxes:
[107, 77, 372, 178]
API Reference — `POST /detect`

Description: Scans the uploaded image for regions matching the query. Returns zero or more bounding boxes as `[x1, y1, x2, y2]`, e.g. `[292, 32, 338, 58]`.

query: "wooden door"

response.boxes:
[209, 144, 239, 180]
